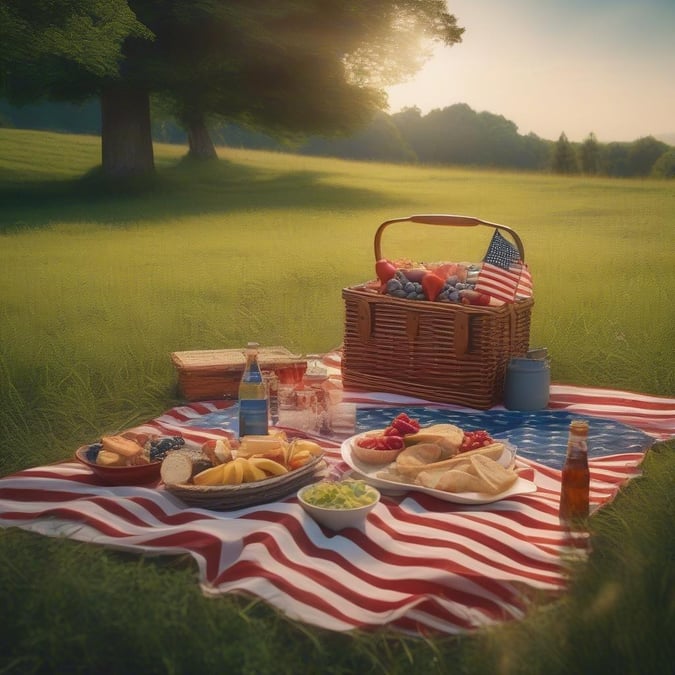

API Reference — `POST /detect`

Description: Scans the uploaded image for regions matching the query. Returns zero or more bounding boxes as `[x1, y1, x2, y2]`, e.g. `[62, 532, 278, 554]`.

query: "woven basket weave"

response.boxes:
[164, 455, 327, 511]
[341, 214, 534, 409]
[171, 346, 305, 401]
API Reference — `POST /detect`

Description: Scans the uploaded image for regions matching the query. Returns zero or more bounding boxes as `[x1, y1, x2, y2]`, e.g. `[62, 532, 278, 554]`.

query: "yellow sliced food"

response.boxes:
[237, 457, 268, 482]
[193, 464, 226, 486]
[248, 457, 289, 476]
[238, 435, 287, 458]
[288, 449, 312, 469]
[290, 439, 323, 456]
[221, 459, 244, 485]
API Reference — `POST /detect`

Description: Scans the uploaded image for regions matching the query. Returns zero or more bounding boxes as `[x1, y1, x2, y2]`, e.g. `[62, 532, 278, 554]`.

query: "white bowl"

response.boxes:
[297, 481, 380, 531]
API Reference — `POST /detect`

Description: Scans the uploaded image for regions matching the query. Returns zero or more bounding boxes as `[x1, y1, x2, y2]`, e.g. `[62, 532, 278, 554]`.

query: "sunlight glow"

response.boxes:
[385, 0, 675, 142]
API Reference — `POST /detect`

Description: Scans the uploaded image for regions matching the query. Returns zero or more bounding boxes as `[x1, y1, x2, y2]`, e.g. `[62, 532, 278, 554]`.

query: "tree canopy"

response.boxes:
[1, 0, 464, 176]
[0, 0, 151, 100]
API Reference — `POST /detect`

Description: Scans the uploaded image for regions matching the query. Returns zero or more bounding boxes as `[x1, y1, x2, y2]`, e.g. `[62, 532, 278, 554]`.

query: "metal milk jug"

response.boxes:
[504, 349, 550, 411]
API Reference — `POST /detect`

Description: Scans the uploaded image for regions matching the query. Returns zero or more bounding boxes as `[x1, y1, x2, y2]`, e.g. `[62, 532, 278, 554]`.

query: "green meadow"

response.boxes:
[0, 129, 673, 674]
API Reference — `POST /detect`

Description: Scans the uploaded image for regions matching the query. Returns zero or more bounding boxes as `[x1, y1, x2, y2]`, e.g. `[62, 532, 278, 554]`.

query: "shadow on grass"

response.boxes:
[0, 155, 403, 233]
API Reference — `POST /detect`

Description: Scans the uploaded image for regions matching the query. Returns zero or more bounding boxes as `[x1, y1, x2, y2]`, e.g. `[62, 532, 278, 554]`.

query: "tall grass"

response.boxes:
[1, 129, 674, 674]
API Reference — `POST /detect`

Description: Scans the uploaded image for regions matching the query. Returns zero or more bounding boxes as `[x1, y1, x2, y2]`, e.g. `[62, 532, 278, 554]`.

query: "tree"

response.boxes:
[144, 1, 464, 161]
[626, 136, 669, 177]
[390, 103, 550, 170]
[0, 0, 151, 97]
[580, 132, 600, 175]
[601, 142, 631, 177]
[1, 0, 153, 175]
[299, 111, 416, 162]
[551, 132, 579, 174]
[650, 149, 675, 179]
[2, 1, 464, 177]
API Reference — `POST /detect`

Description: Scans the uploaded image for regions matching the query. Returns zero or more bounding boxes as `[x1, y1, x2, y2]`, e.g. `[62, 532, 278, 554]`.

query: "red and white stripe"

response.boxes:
[475, 262, 533, 303]
[0, 360, 672, 636]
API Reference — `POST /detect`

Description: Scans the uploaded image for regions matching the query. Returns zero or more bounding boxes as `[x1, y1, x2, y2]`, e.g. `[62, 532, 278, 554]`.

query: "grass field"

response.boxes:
[0, 129, 674, 674]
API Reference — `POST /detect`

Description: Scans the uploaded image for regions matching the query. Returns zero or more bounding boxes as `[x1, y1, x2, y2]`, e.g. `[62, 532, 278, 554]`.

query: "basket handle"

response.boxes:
[373, 214, 526, 262]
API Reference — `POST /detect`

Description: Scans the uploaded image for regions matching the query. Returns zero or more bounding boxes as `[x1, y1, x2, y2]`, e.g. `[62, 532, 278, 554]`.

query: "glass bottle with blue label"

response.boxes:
[238, 342, 268, 438]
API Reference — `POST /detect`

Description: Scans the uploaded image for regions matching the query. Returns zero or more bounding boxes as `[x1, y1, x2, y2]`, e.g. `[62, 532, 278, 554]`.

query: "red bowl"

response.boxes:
[75, 445, 161, 485]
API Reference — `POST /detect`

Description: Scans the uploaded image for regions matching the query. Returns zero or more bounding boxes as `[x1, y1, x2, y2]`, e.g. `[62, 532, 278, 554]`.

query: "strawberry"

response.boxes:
[375, 259, 397, 285]
[375, 437, 390, 450]
[459, 429, 494, 452]
[384, 435, 405, 450]
[391, 412, 421, 435]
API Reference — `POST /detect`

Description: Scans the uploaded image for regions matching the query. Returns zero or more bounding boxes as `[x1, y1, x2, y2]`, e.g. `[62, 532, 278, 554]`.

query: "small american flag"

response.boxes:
[475, 229, 533, 303]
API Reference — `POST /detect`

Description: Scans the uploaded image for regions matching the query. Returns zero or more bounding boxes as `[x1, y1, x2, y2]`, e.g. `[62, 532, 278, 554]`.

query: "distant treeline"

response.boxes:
[1, 99, 673, 178]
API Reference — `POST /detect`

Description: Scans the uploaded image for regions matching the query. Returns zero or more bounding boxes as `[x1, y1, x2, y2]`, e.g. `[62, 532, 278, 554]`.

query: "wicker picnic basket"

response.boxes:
[341, 214, 534, 409]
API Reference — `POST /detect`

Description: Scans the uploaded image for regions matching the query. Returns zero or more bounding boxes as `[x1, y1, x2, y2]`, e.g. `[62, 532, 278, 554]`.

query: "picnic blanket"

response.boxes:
[1, 354, 673, 635]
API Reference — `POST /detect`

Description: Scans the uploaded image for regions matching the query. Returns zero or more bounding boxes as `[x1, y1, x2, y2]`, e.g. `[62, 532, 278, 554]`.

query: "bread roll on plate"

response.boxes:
[396, 442, 505, 477]
[416, 453, 517, 495]
[403, 423, 464, 454]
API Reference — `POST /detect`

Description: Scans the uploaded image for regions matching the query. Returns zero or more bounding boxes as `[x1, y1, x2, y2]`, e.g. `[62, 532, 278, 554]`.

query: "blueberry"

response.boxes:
[85, 442, 102, 462]
[149, 436, 185, 461]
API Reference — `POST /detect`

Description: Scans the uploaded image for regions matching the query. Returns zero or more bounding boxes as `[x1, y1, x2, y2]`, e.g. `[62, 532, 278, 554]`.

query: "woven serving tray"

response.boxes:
[163, 454, 327, 510]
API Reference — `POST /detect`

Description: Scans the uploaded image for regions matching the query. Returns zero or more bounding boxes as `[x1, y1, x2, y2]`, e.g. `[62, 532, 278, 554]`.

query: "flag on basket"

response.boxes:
[475, 229, 533, 303]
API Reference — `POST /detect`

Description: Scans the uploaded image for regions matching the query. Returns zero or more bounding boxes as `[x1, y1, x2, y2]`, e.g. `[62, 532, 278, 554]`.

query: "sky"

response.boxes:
[385, 0, 675, 143]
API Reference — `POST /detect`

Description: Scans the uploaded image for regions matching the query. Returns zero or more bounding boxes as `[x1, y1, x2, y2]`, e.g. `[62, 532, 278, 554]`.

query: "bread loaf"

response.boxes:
[101, 435, 144, 457]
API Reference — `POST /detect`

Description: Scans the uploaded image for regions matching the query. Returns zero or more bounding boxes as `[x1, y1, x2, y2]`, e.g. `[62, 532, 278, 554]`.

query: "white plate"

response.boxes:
[340, 435, 537, 505]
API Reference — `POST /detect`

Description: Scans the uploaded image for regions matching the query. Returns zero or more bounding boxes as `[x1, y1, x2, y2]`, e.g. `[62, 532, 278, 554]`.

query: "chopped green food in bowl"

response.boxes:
[301, 480, 378, 508]
[297, 480, 380, 531]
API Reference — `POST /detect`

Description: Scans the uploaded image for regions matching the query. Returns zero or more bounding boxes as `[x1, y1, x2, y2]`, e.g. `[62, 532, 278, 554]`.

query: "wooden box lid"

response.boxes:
[171, 346, 304, 373]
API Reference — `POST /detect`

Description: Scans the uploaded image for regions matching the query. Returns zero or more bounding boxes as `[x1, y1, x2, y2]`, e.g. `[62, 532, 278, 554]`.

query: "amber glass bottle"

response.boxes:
[559, 420, 590, 528]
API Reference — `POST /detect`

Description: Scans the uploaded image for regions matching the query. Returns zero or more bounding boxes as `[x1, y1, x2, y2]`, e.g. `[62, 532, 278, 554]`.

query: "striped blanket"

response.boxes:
[1, 356, 673, 635]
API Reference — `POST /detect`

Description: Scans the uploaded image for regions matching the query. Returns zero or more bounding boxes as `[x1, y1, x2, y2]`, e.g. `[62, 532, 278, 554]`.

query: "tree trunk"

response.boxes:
[187, 117, 218, 160]
[100, 84, 154, 177]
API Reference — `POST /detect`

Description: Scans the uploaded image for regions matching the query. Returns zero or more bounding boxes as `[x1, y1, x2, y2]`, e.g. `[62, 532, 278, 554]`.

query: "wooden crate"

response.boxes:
[171, 346, 305, 401]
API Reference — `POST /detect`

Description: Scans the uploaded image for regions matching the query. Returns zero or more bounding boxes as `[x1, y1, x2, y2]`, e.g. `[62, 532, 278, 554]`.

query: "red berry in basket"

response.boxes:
[376, 259, 398, 285]
[383, 425, 400, 436]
